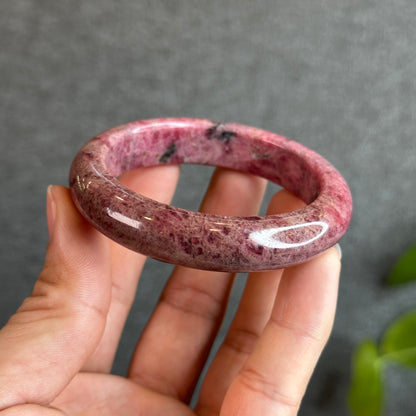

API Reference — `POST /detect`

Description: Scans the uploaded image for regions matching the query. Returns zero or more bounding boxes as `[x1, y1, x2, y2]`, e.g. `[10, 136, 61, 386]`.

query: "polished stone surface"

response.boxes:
[70, 118, 352, 271]
[2, 2, 416, 414]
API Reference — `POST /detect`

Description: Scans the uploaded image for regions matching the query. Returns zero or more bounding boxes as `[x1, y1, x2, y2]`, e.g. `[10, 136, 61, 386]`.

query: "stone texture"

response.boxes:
[3, 3, 416, 412]
[70, 118, 352, 272]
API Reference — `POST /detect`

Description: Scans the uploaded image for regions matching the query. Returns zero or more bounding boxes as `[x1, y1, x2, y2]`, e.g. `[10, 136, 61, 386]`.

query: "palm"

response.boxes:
[53, 374, 196, 415]
[0, 167, 340, 416]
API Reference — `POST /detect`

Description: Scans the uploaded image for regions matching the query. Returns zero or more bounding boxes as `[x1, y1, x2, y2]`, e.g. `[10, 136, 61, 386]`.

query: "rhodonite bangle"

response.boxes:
[69, 118, 352, 272]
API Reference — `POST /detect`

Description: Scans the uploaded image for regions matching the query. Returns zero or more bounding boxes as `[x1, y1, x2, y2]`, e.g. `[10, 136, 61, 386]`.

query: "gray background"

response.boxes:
[1, 1, 416, 414]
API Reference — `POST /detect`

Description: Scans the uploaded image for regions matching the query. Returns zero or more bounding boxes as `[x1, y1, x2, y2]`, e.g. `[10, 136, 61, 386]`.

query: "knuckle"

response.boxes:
[223, 327, 261, 356]
[160, 282, 224, 321]
[238, 366, 300, 411]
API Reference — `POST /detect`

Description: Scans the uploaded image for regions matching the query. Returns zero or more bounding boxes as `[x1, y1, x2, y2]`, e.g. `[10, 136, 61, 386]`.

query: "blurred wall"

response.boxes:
[1, 1, 416, 414]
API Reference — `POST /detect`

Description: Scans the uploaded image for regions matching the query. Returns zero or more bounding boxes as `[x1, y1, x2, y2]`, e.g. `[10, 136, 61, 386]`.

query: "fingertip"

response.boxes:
[44, 184, 111, 283]
[46, 185, 57, 237]
[47, 184, 94, 240]
[318, 243, 342, 270]
[333, 243, 342, 261]
[267, 189, 306, 215]
[119, 165, 180, 204]
[200, 167, 267, 216]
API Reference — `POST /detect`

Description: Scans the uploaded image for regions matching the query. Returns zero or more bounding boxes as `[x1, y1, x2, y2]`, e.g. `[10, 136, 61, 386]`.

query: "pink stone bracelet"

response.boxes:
[69, 118, 352, 272]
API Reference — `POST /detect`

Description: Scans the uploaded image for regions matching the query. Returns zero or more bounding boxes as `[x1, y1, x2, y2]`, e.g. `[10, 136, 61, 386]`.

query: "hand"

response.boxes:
[0, 165, 341, 415]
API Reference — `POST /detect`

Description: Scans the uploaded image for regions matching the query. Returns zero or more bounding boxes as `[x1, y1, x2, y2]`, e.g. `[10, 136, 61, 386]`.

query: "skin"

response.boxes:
[0, 165, 341, 415]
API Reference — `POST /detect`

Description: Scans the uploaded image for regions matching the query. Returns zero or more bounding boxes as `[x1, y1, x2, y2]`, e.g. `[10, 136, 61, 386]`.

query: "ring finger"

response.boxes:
[195, 190, 306, 414]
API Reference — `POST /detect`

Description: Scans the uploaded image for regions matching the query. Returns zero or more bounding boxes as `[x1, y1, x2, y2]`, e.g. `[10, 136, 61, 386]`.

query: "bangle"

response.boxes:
[69, 118, 352, 272]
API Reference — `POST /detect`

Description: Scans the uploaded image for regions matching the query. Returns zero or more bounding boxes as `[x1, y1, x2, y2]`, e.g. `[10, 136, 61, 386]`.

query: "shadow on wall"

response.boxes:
[302, 335, 353, 415]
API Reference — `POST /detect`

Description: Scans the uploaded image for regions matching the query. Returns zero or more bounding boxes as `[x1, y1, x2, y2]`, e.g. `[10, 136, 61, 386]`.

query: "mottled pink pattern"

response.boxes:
[69, 118, 352, 272]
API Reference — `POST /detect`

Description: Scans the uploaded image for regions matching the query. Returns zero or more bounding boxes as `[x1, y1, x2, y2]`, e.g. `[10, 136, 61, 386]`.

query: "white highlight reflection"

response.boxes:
[249, 221, 329, 249]
[106, 208, 142, 230]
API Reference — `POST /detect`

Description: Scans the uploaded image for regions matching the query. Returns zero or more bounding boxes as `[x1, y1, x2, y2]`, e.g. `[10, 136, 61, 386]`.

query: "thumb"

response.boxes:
[0, 186, 112, 410]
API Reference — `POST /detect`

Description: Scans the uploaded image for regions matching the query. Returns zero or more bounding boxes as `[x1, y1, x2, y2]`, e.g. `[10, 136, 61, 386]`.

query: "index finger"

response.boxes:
[82, 164, 180, 373]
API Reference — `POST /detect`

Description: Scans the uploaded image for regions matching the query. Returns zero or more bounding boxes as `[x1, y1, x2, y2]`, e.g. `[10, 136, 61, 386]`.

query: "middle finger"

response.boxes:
[128, 167, 267, 402]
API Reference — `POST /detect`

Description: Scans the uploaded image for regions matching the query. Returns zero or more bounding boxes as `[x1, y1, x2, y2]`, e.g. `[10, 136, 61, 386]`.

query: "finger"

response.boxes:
[221, 246, 341, 416]
[196, 190, 306, 414]
[128, 168, 267, 402]
[0, 186, 112, 410]
[52, 373, 196, 416]
[0, 405, 64, 415]
[82, 164, 180, 373]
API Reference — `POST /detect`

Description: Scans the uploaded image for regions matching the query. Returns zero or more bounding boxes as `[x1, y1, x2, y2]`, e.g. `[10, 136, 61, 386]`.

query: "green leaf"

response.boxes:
[348, 340, 384, 416]
[387, 243, 416, 285]
[381, 310, 416, 367]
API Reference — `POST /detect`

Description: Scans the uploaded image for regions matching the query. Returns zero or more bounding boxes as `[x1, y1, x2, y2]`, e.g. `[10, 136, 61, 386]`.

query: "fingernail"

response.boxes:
[334, 243, 342, 260]
[46, 185, 57, 237]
